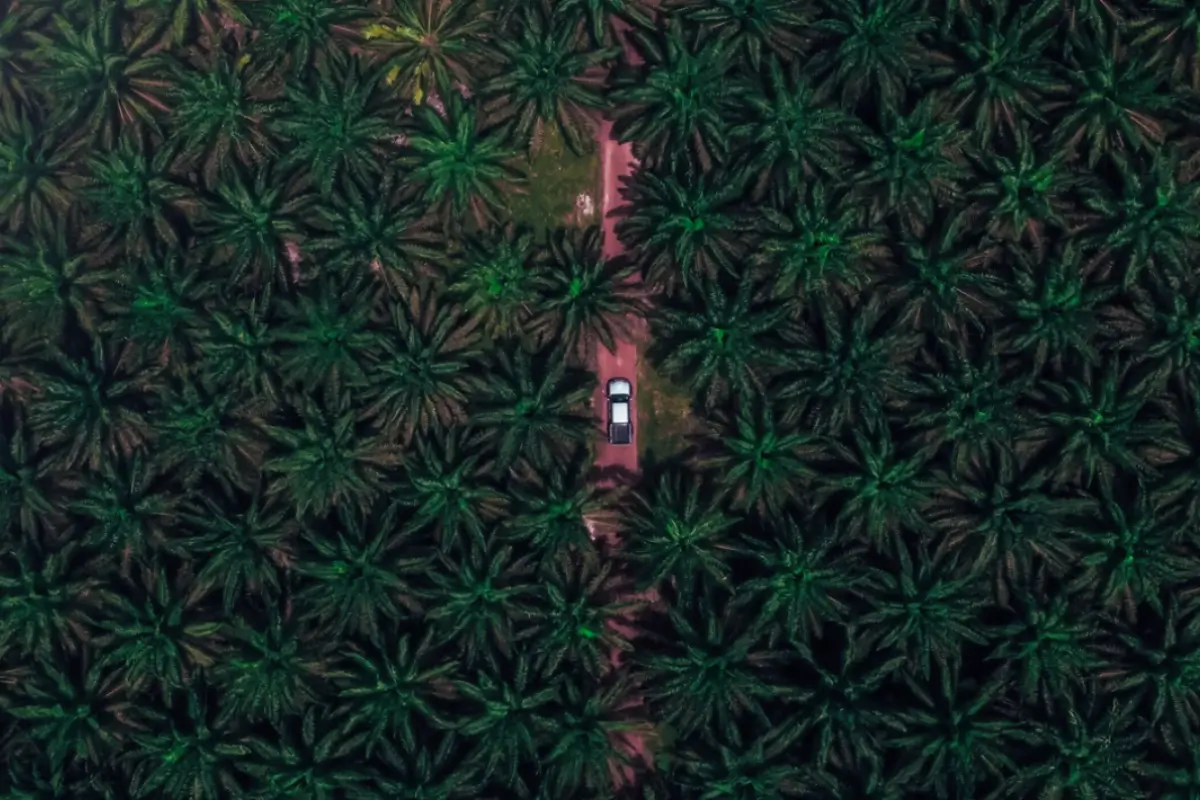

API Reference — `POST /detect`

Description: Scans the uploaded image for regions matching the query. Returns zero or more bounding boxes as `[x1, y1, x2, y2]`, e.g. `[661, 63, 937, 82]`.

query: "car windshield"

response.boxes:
[609, 379, 631, 396]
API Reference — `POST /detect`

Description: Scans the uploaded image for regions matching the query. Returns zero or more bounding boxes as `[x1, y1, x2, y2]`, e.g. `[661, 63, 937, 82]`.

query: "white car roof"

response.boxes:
[608, 378, 631, 395]
[611, 399, 630, 424]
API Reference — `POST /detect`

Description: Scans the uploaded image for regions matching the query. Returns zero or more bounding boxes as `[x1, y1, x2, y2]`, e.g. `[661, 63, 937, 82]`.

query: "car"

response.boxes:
[606, 377, 632, 445]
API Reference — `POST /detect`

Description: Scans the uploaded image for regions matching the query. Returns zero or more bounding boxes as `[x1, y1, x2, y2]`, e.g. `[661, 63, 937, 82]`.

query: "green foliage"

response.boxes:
[609, 17, 739, 169]
[530, 224, 648, 359]
[399, 81, 526, 232]
[481, 3, 617, 156]
[26, 4, 170, 149]
[7, 4, 1200, 799]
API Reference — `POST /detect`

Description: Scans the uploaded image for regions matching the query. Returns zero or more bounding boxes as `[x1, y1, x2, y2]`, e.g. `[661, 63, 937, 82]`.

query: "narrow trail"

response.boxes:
[591, 22, 661, 790]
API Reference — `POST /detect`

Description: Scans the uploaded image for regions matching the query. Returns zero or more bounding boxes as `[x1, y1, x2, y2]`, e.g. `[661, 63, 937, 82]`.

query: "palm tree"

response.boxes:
[923, 3, 1061, 151]
[123, 684, 257, 800]
[695, 399, 822, 518]
[1080, 149, 1200, 288]
[547, 0, 656, 49]
[213, 604, 341, 726]
[164, 42, 279, 188]
[963, 128, 1078, 246]
[362, 0, 497, 105]
[1130, 0, 1200, 91]
[541, 671, 653, 798]
[79, 134, 195, 259]
[91, 560, 225, 699]
[635, 591, 779, 740]
[356, 283, 484, 442]
[0, 407, 61, 538]
[265, 270, 385, 399]
[749, 181, 889, 309]
[1157, 384, 1200, 527]
[423, 541, 542, 669]
[292, 501, 429, 645]
[479, 3, 617, 156]
[887, 663, 1021, 798]
[239, 0, 368, 77]
[878, 216, 1004, 337]
[241, 705, 374, 798]
[533, 548, 642, 678]
[905, 337, 1031, 476]
[25, 3, 171, 149]
[728, 56, 864, 203]
[0, 218, 116, 348]
[0, 536, 112, 661]
[331, 629, 458, 757]
[260, 389, 403, 520]
[1025, 358, 1173, 491]
[305, 169, 445, 293]
[806, 0, 935, 117]
[1133, 728, 1200, 800]
[446, 222, 542, 342]
[621, 469, 737, 599]
[175, 478, 298, 615]
[815, 418, 936, 552]
[394, 427, 509, 552]
[501, 453, 618, 558]
[454, 651, 559, 793]
[664, 0, 809, 70]
[194, 299, 286, 404]
[612, 160, 754, 291]
[1048, 26, 1172, 168]
[398, 88, 526, 233]
[125, 0, 248, 49]
[5, 646, 151, 778]
[852, 96, 973, 230]
[530, 225, 648, 361]
[1006, 694, 1148, 800]
[769, 292, 921, 435]
[670, 720, 814, 800]
[368, 730, 482, 799]
[150, 376, 269, 491]
[0, 0, 51, 120]
[267, 48, 404, 197]
[783, 626, 906, 775]
[26, 336, 164, 472]
[98, 248, 218, 376]
[988, 584, 1104, 711]
[858, 543, 989, 678]
[990, 240, 1119, 375]
[1064, 481, 1193, 614]
[1100, 592, 1200, 738]
[0, 105, 81, 234]
[1122, 273, 1200, 395]
[729, 510, 872, 645]
[650, 277, 789, 410]
[925, 448, 1087, 596]
[607, 17, 740, 169]
[467, 342, 595, 472]
[68, 452, 182, 564]
[195, 158, 315, 301]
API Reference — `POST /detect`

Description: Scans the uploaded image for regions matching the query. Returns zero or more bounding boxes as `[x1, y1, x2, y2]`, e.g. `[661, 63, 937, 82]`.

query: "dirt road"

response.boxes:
[594, 100, 654, 800]
[591, 120, 642, 487]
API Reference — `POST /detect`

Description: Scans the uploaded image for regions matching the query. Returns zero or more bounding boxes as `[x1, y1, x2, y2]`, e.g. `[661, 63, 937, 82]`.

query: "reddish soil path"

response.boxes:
[591, 118, 643, 485]
[593, 30, 657, 786]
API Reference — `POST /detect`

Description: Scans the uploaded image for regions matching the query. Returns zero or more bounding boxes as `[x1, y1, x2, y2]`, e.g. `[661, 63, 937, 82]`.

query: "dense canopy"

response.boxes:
[3, 0, 1200, 799]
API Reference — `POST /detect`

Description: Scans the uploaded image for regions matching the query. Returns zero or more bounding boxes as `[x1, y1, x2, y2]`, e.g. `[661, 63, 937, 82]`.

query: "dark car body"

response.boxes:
[606, 378, 632, 445]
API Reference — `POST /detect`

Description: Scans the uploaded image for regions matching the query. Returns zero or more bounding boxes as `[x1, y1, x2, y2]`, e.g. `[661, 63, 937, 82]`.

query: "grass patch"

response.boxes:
[637, 355, 700, 464]
[504, 123, 601, 241]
